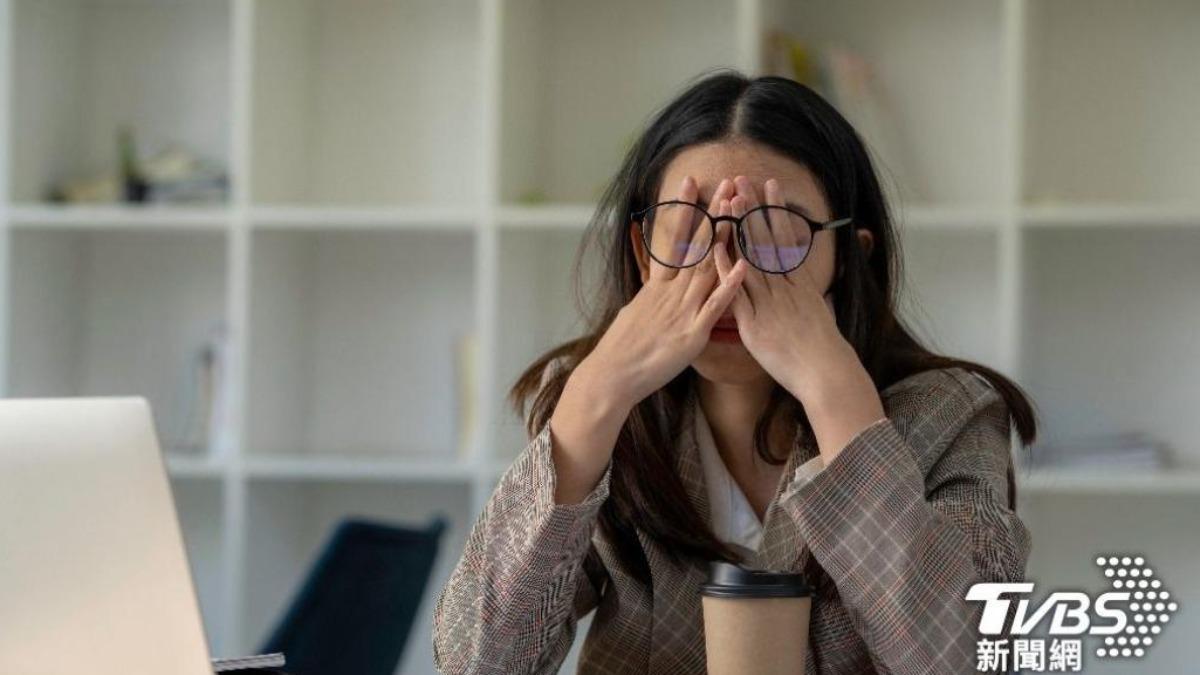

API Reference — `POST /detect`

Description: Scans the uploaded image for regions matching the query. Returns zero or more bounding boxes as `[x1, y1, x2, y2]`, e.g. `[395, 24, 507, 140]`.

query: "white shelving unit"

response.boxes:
[1, 1, 1197, 673]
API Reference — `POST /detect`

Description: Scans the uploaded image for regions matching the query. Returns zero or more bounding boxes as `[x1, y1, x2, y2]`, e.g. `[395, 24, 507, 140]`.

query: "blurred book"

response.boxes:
[171, 321, 228, 455]
[455, 331, 478, 460]
[1026, 431, 1171, 472]
[140, 145, 229, 203]
[762, 29, 928, 205]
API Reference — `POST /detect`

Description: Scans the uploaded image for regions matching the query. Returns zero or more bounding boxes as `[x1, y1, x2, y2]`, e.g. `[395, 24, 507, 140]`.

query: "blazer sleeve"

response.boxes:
[432, 416, 614, 675]
[777, 368, 1033, 675]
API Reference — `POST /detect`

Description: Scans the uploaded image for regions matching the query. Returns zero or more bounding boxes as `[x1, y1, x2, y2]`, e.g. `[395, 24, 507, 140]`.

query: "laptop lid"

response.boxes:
[0, 397, 214, 675]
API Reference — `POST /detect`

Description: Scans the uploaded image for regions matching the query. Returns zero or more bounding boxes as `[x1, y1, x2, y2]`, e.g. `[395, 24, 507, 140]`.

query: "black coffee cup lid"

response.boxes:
[700, 560, 815, 599]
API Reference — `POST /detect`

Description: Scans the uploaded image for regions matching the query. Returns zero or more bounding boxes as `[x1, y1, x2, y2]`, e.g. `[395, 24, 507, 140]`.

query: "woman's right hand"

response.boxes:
[579, 175, 749, 410]
[547, 176, 748, 505]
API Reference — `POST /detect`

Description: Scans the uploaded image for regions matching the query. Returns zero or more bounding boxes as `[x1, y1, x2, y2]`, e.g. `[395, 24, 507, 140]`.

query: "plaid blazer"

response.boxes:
[433, 365, 1033, 674]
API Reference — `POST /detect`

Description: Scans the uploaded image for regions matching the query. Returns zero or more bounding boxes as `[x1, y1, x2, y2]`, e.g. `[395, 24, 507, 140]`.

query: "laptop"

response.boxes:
[0, 397, 277, 674]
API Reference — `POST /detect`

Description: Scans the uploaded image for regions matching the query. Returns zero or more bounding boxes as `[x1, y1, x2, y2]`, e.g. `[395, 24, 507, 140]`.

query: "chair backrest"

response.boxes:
[259, 515, 450, 675]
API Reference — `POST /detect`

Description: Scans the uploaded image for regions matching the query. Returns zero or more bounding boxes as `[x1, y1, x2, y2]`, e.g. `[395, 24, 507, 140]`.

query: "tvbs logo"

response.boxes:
[967, 555, 1179, 671]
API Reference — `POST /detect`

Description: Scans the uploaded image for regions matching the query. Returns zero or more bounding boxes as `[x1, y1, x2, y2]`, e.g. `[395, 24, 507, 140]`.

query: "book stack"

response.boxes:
[1025, 431, 1171, 472]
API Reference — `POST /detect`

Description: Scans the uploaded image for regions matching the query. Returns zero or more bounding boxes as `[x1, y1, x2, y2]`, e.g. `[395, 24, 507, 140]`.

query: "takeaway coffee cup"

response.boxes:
[700, 560, 815, 675]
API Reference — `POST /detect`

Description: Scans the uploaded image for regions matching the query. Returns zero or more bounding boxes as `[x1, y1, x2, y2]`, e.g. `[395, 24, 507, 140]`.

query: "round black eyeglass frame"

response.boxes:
[630, 200, 854, 274]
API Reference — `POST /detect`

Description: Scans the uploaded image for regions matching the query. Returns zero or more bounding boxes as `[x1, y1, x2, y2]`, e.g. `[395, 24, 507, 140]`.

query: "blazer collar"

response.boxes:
[674, 386, 817, 571]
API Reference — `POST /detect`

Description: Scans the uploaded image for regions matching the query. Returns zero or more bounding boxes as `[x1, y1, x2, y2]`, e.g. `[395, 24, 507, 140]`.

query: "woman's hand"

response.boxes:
[549, 176, 748, 505]
[714, 175, 886, 463]
[580, 175, 749, 411]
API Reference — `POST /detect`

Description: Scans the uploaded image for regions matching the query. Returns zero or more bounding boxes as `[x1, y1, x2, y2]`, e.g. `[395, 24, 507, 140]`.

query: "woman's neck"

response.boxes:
[696, 377, 791, 475]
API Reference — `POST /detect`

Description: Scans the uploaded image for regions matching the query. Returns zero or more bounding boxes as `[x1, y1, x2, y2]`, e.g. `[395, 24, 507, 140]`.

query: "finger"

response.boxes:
[731, 193, 771, 302]
[684, 212, 732, 310]
[681, 178, 734, 286]
[733, 175, 762, 209]
[737, 175, 783, 275]
[715, 228, 755, 325]
[730, 281, 755, 328]
[746, 176, 807, 279]
[713, 217, 734, 279]
[762, 177, 799, 283]
[696, 256, 748, 331]
[645, 175, 700, 281]
[743, 204, 786, 276]
[763, 177, 784, 207]
[706, 178, 734, 217]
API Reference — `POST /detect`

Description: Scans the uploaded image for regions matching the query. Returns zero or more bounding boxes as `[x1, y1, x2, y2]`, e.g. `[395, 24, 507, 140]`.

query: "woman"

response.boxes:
[433, 70, 1035, 674]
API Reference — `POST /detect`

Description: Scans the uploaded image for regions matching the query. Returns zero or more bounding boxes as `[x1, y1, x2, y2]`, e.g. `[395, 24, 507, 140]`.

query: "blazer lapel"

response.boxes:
[637, 390, 712, 673]
[757, 428, 818, 573]
[675, 387, 818, 573]
[673, 388, 711, 530]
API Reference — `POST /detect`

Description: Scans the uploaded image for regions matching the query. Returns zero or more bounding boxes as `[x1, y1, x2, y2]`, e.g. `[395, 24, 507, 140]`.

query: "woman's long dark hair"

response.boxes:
[508, 69, 1038, 588]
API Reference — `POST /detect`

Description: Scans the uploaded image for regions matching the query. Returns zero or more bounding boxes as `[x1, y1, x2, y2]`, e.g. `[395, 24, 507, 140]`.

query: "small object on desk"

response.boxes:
[211, 652, 286, 673]
[118, 125, 150, 203]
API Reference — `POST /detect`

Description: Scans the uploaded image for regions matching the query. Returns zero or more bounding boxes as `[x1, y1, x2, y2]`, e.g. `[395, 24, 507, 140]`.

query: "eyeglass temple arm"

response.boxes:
[819, 217, 854, 231]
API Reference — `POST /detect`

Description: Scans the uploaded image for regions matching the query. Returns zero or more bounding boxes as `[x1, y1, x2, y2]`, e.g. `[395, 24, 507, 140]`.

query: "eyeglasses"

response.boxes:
[630, 200, 853, 274]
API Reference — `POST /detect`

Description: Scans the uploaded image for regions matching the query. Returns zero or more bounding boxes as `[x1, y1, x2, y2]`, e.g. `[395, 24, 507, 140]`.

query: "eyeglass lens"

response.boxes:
[642, 203, 712, 267]
[642, 203, 812, 272]
[741, 205, 812, 272]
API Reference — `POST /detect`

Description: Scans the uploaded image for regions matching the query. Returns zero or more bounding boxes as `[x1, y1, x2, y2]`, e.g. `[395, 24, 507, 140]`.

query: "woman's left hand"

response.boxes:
[714, 175, 887, 463]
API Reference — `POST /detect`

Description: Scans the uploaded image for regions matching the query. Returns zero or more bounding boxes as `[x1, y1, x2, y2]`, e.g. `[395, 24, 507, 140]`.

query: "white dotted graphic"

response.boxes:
[1094, 554, 1180, 660]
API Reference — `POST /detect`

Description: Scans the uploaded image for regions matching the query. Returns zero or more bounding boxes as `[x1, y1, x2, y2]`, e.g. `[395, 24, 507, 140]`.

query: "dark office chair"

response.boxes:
[258, 515, 450, 675]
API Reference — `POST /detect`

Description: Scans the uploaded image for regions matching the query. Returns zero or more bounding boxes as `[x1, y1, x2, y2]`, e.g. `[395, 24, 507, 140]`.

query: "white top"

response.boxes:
[693, 397, 826, 555]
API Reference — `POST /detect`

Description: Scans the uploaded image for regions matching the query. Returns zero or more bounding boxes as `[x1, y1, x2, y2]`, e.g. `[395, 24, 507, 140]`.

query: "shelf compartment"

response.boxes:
[251, 0, 482, 206]
[763, 0, 1007, 209]
[240, 479, 472, 671]
[1020, 227, 1200, 470]
[896, 229, 1002, 369]
[10, 0, 232, 204]
[499, 0, 739, 204]
[246, 228, 476, 460]
[1024, 0, 1200, 205]
[7, 228, 228, 455]
[493, 226, 597, 462]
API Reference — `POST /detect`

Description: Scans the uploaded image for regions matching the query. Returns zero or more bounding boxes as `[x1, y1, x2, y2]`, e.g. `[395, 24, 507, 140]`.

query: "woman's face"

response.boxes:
[630, 138, 864, 389]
